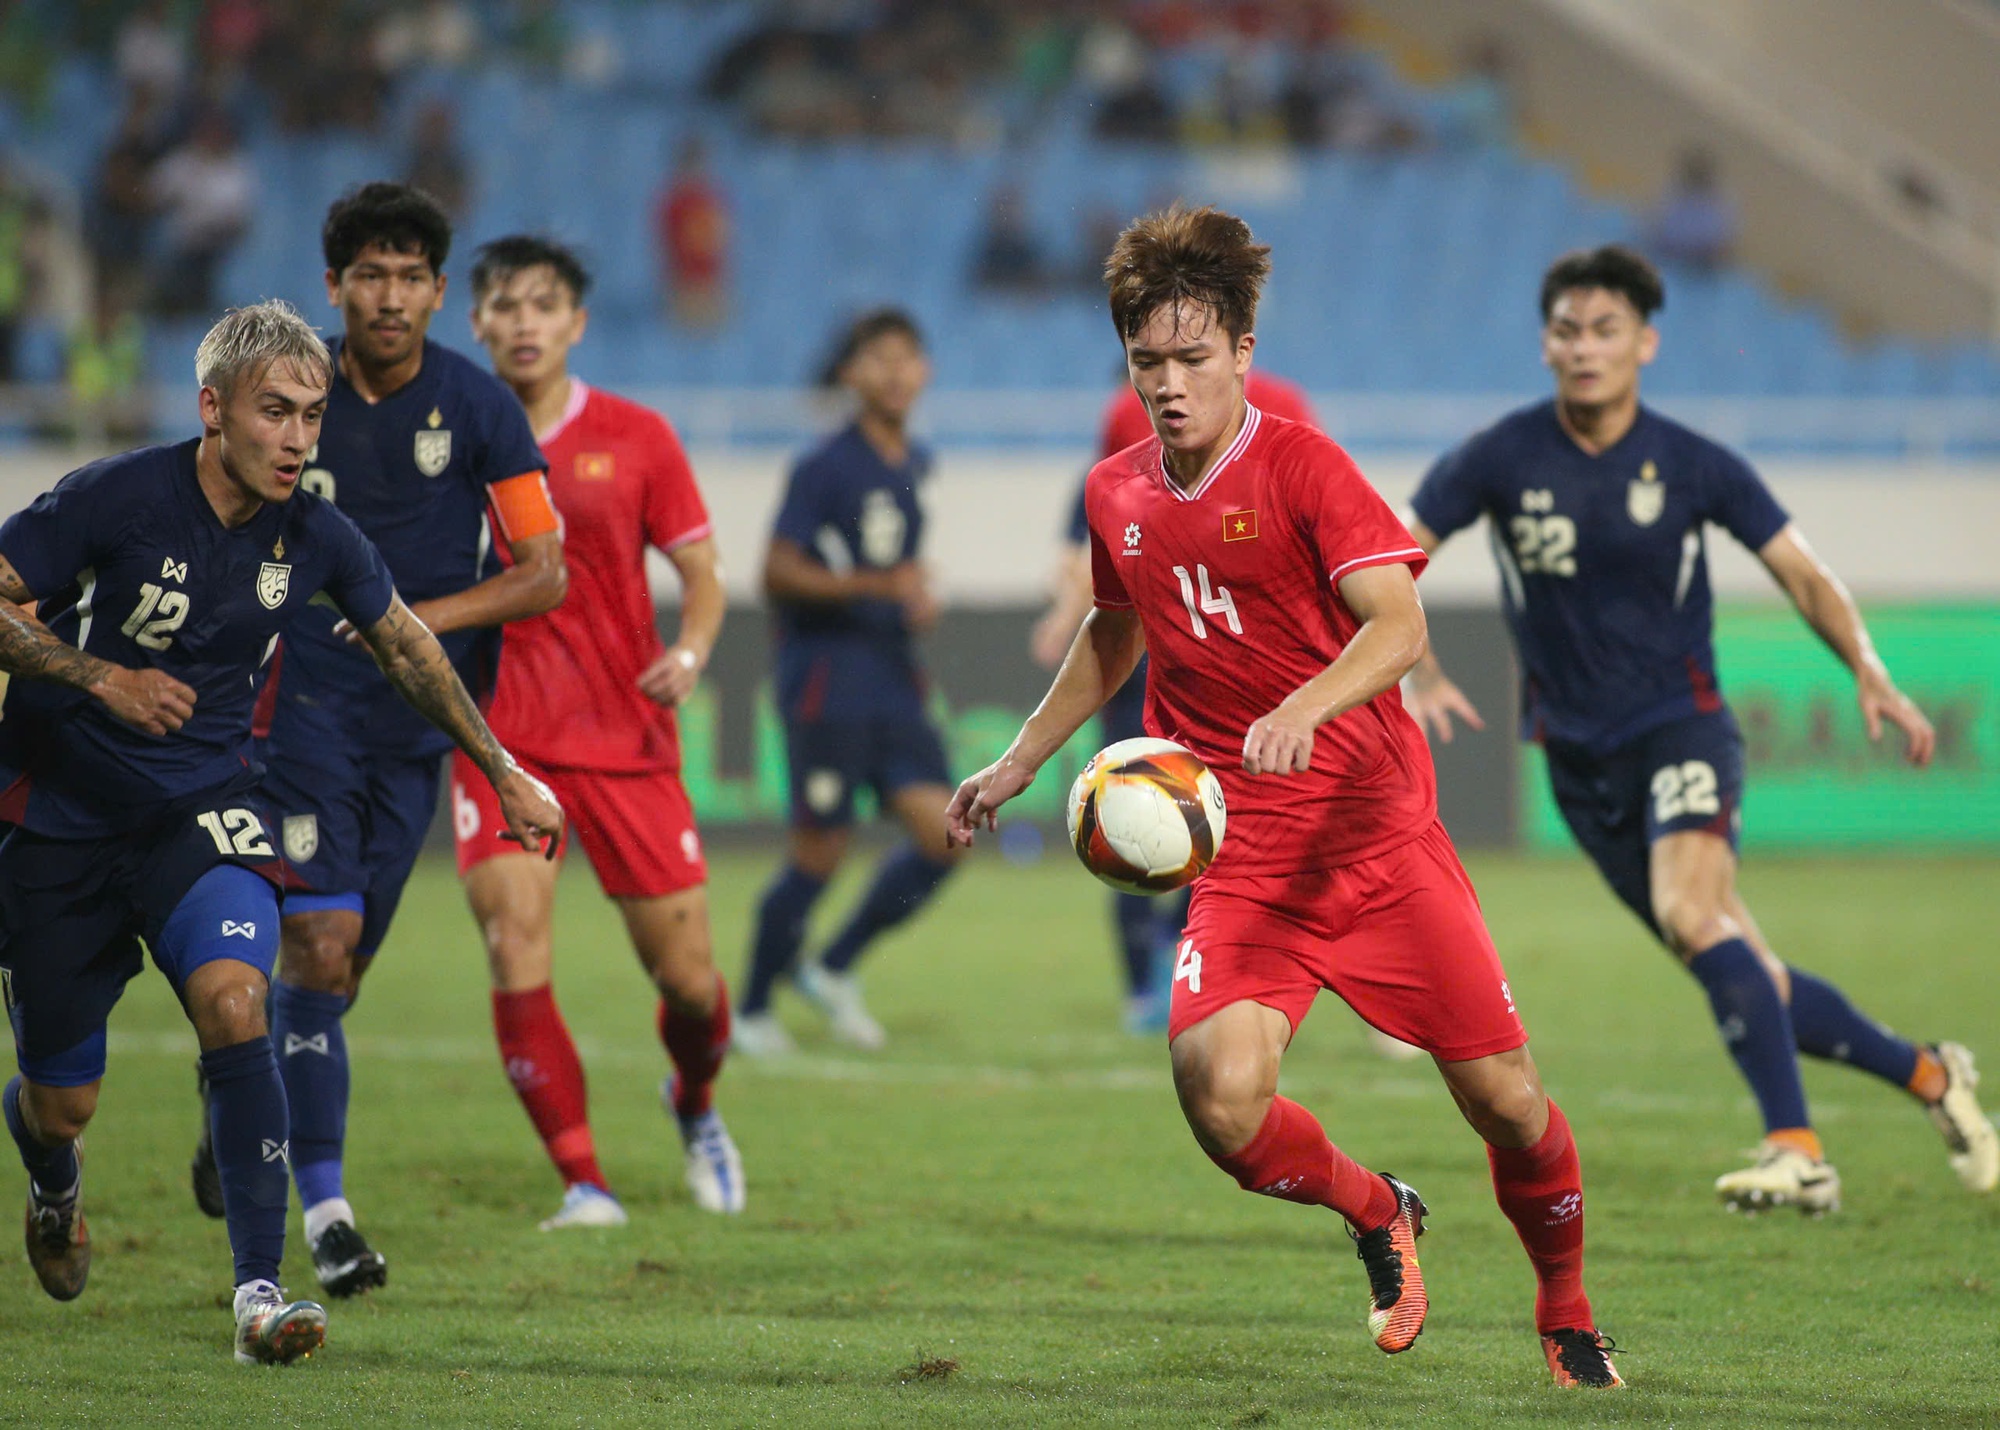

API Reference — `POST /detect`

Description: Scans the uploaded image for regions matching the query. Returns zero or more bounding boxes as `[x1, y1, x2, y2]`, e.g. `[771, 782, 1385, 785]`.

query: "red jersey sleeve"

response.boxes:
[641, 413, 712, 552]
[1083, 466, 1134, 609]
[1279, 431, 1428, 589]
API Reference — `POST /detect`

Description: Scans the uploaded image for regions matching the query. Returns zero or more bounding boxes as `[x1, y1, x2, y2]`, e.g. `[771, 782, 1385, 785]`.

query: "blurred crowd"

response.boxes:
[709, 0, 1513, 153]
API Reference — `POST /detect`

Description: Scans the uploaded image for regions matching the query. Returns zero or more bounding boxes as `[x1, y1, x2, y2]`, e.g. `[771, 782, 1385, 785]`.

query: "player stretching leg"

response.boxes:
[189, 184, 567, 1294]
[735, 311, 963, 1056]
[950, 208, 1619, 1387]
[1405, 246, 1997, 1211]
[0, 303, 561, 1362]
[459, 236, 741, 1225]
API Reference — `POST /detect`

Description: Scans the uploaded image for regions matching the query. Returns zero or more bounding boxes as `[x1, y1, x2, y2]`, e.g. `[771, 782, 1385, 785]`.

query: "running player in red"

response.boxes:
[949, 206, 1620, 1388]
[455, 236, 740, 1227]
[1033, 373, 1322, 1034]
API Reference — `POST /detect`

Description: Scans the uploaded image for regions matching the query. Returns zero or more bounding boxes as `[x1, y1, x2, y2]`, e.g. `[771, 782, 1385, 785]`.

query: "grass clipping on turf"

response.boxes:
[898, 1352, 961, 1383]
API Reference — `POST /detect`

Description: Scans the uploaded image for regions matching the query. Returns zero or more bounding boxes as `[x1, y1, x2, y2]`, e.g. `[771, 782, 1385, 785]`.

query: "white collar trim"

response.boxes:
[1159, 403, 1262, 503]
[537, 378, 591, 445]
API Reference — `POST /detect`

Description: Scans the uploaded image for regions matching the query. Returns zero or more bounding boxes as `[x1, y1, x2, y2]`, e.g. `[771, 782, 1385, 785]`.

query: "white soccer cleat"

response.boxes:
[1368, 1028, 1428, 1062]
[673, 1104, 746, 1214]
[795, 963, 887, 1050]
[1714, 1143, 1841, 1214]
[539, 1183, 628, 1231]
[233, 1280, 326, 1366]
[730, 1011, 797, 1059]
[1926, 1042, 1999, 1193]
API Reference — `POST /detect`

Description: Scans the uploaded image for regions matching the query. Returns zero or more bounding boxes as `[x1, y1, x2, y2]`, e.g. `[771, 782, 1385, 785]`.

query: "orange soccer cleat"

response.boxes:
[1541, 1328, 1624, 1388]
[1349, 1173, 1428, 1354]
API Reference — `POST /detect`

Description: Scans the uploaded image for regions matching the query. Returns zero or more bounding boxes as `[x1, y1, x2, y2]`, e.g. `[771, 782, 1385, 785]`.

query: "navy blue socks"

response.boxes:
[743, 864, 828, 1015]
[820, 846, 953, 974]
[200, 1037, 291, 1287]
[270, 981, 350, 1211]
[1787, 966, 1921, 1089]
[1687, 938, 1812, 1133]
[4, 1076, 78, 1198]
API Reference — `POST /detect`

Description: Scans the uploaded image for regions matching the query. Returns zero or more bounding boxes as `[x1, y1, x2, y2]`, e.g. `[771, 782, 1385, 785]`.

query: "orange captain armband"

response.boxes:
[489, 471, 562, 545]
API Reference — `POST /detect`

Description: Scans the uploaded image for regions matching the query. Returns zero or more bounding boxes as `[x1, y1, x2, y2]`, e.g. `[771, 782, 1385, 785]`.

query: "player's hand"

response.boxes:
[93, 666, 198, 736]
[1403, 670, 1484, 744]
[1029, 608, 1074, 669]
[1857, 665, 1935, 767]
[637, 647, 702, 706]
[945, 758, 1035, 849]
[1242, 705, 1317, 776]
[890, 562, 939, 633]
[493, 765, 565, 860]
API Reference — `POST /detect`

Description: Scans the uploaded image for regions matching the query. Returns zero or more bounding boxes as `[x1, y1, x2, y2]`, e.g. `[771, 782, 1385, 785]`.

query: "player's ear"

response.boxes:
[1234, 331, 1256, 376]
[1637, 322, 1660, 367]
[197, 383, 223, 432]
[430, 271, 448, 311]
[571, 305, 589, 343]
[324, 267, 340, 306]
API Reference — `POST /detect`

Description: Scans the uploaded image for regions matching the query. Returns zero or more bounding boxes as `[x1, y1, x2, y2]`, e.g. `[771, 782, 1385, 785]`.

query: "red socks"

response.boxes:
[660, 975, 732, 1120]
[1208, 1096, 1399, 1230]
[492, 985, 605, 1191]
[1488, 1098, 1593, 1333]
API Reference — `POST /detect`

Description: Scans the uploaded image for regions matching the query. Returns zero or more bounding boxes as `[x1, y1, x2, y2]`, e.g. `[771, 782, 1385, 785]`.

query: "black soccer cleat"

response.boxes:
[311, 1221, 387, 1299]
[191, 1063, 225, 1220]
[1541, 1328, 1624, 1388]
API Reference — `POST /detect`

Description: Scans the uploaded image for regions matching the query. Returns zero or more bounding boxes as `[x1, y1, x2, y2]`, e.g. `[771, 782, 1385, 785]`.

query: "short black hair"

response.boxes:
[819, 307, 923, 388]
[1539, 244, 1665, 321]
[322, 181, 453, 276]
[468, 235, 592, 305]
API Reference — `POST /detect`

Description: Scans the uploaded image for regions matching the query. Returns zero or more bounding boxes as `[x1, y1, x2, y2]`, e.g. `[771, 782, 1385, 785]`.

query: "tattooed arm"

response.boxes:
[355, 596, 564, 855]
[0, 552, 197, 734]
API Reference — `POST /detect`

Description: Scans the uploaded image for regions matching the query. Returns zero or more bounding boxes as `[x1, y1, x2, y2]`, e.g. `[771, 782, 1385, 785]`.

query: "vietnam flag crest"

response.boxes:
[1222, 509, 1258, 542]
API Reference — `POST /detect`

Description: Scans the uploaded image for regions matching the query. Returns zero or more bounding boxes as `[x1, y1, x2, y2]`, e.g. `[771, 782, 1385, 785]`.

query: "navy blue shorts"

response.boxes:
[783, 700, 950, 830]
[260, 689, 441, 958]
[1100, 658, 1148, 745]
[0, 786, 282, 1085]
[1542, 709, 1745, 936]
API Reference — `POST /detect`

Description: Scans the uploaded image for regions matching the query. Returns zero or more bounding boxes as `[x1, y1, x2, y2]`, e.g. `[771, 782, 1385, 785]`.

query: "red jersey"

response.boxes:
[1098, 371, 1319, 458]
[486, 382, 711, 772]
[1085, 404, 1434, 873]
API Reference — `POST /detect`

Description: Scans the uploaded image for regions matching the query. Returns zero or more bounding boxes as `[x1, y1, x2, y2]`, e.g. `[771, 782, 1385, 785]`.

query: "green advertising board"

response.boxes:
[1520, 605, 2000, 850]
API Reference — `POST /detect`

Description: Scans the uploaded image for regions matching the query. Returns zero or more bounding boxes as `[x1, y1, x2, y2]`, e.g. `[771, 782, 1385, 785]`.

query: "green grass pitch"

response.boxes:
[2, 848, 1997, 1427]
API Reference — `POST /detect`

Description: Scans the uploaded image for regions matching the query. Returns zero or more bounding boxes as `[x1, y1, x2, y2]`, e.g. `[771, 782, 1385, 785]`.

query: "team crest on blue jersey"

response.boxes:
[414, 428, 452, 477]
[283, 813, 317, 863]
[256, 560, 291, 609]
[1628, 460, 1664, 526]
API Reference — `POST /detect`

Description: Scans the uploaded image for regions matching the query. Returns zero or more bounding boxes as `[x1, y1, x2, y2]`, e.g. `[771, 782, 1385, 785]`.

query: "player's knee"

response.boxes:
[480, 913, 551, 990]
[1467, 1081, 1547, 1149]
[1174, 1055, 1276, 1157]
[279, 924, 361, 996]
[1653, 892, 1731, 959]
[187, 976, 270, 1047]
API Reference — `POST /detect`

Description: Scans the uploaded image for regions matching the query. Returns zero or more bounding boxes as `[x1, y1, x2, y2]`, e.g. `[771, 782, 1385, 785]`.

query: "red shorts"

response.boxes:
[1168, 821, 1527, 1061]
[451, 751, 707, 900]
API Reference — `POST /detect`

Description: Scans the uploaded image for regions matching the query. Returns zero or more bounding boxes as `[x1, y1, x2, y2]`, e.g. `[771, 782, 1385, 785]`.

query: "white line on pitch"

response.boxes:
[100, 1028, 1812, 1115]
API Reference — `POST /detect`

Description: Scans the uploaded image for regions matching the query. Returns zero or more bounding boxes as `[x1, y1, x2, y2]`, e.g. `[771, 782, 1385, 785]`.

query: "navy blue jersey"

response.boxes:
[1411, 401, 1789, 753]
[276, 338, 545, 757]
[769, 423, 930, 709]
[0, 440, 394, 838]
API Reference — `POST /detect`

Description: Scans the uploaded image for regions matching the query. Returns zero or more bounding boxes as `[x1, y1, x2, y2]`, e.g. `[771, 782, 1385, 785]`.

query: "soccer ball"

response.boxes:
[1066, 738, 1226, 894]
